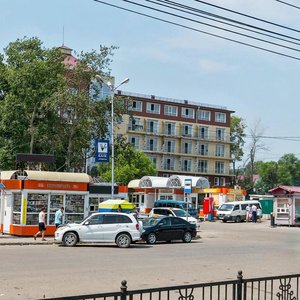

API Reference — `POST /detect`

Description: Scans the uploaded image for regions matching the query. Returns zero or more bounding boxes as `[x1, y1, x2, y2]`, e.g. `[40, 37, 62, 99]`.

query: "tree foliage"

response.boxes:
[230, 115, 246, 185]
[97, 137, 157, 185]
[0, 37, 118, 171]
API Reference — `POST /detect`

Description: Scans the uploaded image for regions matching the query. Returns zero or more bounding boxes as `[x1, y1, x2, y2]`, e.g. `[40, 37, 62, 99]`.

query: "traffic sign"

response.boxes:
[184, 178, 192, 193]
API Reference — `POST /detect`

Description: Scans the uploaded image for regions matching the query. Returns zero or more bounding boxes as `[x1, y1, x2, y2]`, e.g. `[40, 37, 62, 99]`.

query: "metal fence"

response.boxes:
[43, 271, 300, 300]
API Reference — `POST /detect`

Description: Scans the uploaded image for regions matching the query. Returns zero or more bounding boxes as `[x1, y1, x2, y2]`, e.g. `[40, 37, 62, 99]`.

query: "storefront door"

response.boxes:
[3, 192, 13, 233]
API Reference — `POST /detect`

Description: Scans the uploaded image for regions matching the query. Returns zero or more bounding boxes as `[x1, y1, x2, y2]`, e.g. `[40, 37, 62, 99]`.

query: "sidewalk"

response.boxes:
[0, 234, 55, 246]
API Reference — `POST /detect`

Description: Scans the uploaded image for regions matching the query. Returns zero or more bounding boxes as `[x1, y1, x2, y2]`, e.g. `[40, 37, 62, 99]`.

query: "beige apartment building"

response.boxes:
[115, 91, 234, 187]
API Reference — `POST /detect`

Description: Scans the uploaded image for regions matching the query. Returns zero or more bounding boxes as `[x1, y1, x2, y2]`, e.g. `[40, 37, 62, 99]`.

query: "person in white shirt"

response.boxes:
[33, 207, 47, 241]
[251, 204, 258, 223]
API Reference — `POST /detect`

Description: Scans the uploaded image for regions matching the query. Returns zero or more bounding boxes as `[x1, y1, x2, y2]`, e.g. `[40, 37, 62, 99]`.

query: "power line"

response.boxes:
[93, 0, 300, 61]
[153, 0, 300, 45]
[275, 0, 300, 10]
[193, 0, 300, 33]
[245, 135, 300, 142]
[131, 0, 300, 52]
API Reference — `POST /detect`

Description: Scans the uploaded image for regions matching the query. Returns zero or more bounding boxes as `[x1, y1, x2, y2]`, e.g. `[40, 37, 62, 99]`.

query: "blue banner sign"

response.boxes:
[95, 140, 110, 162]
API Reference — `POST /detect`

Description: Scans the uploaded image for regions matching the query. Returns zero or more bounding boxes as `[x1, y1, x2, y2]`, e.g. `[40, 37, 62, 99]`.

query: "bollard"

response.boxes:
[236, 270, 243, 300]
[120, 280, 127, 300]
[270, 213, 275, 227]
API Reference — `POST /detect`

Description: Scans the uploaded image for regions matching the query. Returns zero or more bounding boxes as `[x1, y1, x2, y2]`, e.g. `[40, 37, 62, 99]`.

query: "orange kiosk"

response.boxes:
[0, 170, 91, 236]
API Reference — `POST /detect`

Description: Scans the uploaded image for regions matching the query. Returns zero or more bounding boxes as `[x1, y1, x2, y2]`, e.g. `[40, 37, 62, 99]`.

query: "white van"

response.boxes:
[216, 201, 262, 223]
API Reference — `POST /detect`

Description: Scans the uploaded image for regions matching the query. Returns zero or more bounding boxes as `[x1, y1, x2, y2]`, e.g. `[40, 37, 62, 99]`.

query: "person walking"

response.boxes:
[251, 204, 258, 223]
[33, 207, 47, 241]
[55, 207, 64, 228]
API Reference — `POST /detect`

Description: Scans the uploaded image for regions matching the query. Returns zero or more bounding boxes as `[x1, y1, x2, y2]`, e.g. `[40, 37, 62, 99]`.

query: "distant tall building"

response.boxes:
[115, 91, 234, 187]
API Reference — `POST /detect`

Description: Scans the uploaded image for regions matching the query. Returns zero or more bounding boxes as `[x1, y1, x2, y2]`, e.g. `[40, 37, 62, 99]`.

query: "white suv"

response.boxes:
[54, 212, 142, 248]
[149, 208, 200, 229]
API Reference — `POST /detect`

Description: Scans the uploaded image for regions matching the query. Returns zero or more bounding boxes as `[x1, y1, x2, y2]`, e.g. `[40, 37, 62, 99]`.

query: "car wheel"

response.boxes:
[235, 216, 241, 223]
[183, 231, 192, 243]
[116, 233, 131, 248]
[63, 232, 78, 247]
[147, 233, 157, 244]
[222, 219, 227, 223]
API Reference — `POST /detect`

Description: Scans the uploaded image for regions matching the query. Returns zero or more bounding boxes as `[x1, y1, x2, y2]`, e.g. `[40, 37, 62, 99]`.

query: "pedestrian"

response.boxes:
[55, 207, 64, 228]
[246, 205, 251, 222]
[251, 204, 258, 223]
[33, 207, 47, 241]
[118, 205, 122, 212]
[257, 207, 262, 223]
[132, 207, 139, 220]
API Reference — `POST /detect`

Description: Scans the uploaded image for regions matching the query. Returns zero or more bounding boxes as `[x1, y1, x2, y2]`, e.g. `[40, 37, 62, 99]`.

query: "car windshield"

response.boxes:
[143, 217, 162, 226]
[173, 210, 190, 217]
[218, 204, 234, 211]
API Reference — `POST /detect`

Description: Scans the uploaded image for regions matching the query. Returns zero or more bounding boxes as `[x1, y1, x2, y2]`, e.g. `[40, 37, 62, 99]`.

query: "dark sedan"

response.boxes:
[141, 216, 197, 244]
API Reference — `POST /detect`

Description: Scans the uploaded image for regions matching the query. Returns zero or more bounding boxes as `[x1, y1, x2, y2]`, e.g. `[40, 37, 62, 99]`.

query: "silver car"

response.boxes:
[54, 212, 142, 248]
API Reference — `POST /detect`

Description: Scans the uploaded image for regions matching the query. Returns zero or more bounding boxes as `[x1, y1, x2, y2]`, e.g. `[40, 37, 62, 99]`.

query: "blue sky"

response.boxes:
[1, 0, 300, 164]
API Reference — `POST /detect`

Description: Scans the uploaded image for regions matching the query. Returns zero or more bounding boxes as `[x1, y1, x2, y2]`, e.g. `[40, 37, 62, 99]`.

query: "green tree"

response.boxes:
[256, 161, 279, 193]
[277, 154, 300, 185]
[0, 37, 118, 171]
[97, 137, 157, 185]
[230, 115, 246, 185]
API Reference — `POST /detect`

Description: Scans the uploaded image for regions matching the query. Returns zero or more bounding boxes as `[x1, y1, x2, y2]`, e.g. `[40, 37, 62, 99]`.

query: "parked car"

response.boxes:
[141, 216, 197, 244]
[54, 212, 142, 248]
[154, 200, 198, 217]
[216, 200, 262, 223]
[149, 207, 200, 229]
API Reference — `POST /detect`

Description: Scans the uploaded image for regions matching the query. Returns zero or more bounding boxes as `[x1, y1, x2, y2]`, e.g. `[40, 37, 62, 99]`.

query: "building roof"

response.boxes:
[167, 175, 210, 188]
[269, 185, 300, 194]
[128, 179, 141, 189]
[138, 175, 210, 189]
[139, 176, 169, 188]
[0, 170, 91, 183]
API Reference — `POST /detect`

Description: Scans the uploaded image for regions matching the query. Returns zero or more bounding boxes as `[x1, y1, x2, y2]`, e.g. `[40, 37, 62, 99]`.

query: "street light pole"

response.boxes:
[95, 75, 129, 199]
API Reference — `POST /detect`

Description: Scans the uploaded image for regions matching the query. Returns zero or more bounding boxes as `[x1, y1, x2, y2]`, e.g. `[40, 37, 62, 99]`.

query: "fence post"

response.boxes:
[120, 280, 127, 300]
[237, 270, 243, 300]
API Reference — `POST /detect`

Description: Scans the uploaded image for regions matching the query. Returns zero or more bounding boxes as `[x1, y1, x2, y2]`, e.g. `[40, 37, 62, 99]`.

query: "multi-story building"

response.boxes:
[115, 91, 234, 187]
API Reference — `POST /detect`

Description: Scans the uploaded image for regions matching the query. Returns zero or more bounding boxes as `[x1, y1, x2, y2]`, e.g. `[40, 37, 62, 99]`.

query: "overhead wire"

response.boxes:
[132, 0, 300, 52]
[152, 0, 300, 45]
[275, 0, 300, 10]
[192, 0, 300, 33]
[93, 0, 300, 61]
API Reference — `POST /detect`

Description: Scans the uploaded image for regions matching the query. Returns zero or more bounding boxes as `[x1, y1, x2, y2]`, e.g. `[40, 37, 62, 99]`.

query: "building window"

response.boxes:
[164, 105, 178, 116]
[182, 124, 193, 137]
[149, 156, 157, 168]
[197, 160, 208, 173]
[181, 107, 195, 119]
[146, 102, 160, 114]
[129, 136, 140, 149]
[215, 161, 225, 174]
[220, 177, 226, 186]
[216, 128, 225, 141]
[146, 120, 159, 133]
[164, 122, 176, 135]
[199, 126, 209, 139]
[163, 157, 175, 170]
[215, 112, 226, 123]
[164, 140, 176, 152]
[146, 137, 158, 151]
[181, 158, 192, 172]
[215, 144, 225, 157]
[129, 100, 142, 112]
[198, 110, 211, 121]
[199, 143, 209, 156]
[128, 118, 143, 131]
[214, 177, 220, 186]
[182, 141, 192, 154]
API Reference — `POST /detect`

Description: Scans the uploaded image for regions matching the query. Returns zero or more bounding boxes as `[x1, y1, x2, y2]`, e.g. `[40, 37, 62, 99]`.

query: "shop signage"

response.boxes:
[184, 178, 192, 194]
[95, 140, 110, 162]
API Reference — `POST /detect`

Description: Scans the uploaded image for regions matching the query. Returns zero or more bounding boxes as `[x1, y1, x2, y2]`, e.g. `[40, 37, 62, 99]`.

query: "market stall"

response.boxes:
[0, 170, 91, 236]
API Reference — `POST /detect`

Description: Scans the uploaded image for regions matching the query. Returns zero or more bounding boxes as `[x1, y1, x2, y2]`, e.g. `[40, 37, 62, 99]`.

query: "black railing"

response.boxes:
[42, 271, 300, 300]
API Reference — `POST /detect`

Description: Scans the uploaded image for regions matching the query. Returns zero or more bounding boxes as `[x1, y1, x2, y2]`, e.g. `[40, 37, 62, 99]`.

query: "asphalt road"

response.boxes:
[0, 220, 300, 299]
